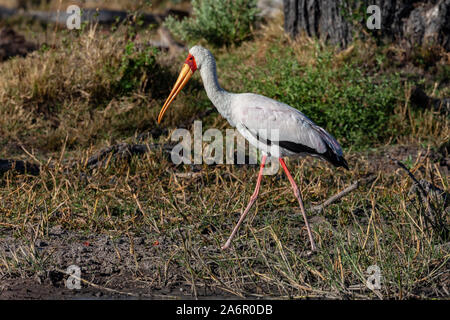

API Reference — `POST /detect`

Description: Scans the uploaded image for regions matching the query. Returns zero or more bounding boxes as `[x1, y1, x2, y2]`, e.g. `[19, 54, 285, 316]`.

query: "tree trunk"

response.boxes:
[283, 0, 450, 51]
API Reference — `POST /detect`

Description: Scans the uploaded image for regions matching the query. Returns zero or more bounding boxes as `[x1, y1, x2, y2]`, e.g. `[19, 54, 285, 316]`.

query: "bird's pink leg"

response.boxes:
[221, 155, 267, 250]
[279, 158, 317, 251]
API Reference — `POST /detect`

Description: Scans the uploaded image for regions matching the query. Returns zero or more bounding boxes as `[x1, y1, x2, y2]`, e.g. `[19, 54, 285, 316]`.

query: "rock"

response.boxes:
[410, 86, 450, 115]
[36, 240, 48, 247]
[0, 27, 38, 62]
[0, 6, 16, 19]
[49, 224, 65, 236]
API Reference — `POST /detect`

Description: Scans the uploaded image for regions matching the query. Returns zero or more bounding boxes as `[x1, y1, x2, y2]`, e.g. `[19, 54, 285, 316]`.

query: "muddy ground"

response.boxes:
[0, 226, 230, 300]
[1, 144, 448, 300]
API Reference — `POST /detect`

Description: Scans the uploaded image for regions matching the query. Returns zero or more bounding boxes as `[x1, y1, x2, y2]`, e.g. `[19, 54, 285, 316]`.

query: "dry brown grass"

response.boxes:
[0, 23, 196, 156]
[0, 26, 124, 153]
[0, 140, 448, 298]
[0, 15, 448, 299]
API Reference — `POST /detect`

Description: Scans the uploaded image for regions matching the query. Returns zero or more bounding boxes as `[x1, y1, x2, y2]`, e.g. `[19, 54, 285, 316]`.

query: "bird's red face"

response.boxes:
[157, 53, 197, 124]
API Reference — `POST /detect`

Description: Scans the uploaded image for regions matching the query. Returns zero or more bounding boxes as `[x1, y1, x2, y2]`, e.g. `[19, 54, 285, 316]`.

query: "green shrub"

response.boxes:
[164, 0, 260, 48]
[217, 45, 403, 148]
[111, 42, 159, 95]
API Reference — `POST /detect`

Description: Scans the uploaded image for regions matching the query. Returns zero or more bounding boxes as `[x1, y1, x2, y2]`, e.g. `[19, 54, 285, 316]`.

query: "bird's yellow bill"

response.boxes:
[157, 63, 193, 124]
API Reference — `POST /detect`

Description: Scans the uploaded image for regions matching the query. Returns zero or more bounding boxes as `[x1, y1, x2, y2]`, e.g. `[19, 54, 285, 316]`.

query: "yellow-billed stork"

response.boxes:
[157, 46, 348, 251]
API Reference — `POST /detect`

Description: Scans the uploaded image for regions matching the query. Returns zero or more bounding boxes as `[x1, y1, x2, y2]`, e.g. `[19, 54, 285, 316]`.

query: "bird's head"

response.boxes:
[188, 45, 214, 70]
[157, 45, 212, 124]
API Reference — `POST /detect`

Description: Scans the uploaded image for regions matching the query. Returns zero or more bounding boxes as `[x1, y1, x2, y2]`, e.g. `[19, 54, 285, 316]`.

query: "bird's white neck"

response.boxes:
[199, 57, 233, 120]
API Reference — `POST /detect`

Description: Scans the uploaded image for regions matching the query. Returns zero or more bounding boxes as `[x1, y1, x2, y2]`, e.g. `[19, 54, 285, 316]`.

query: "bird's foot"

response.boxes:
[221, 241, 231, 250]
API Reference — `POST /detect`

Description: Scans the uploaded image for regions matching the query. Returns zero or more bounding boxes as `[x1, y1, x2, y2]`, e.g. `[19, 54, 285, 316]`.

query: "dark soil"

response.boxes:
[0, 27, 38, 62]
[357, 143, 449, 173]
[0, 226, 229, 300]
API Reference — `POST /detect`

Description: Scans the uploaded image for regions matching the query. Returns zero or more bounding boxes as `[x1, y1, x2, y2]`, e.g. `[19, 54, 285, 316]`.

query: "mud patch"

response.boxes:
[354, 143, 449, 175]
[0, 226, 228, 300]
[0, 27, 38, 62]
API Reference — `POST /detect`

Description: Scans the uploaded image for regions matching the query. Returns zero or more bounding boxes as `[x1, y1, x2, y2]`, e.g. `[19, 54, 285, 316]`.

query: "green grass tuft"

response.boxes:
[164, 0, 260, 48]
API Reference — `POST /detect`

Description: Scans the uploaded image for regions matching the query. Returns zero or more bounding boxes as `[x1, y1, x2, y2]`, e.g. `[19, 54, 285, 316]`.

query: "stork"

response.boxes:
[158, 46, 348, 251]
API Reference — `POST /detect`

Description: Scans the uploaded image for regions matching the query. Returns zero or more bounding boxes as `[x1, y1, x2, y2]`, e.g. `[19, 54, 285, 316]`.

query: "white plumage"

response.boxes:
[158, 45, 349, 251]
[188, 46, 348, 168]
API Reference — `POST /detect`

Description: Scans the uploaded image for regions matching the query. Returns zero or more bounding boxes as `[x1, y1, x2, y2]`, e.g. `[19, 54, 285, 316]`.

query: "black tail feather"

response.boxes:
[323, 146, 349, 170]
[277, 140, 349, 170]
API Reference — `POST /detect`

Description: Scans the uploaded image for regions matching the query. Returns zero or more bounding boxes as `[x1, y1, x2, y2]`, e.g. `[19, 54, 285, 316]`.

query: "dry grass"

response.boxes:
[0, 141, 448, 298]
[0, 15, 448, 299]
[0, 25, 124, 150]
[0, 22, 204, 156]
